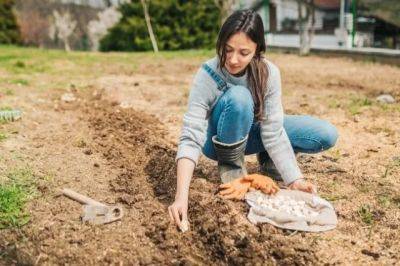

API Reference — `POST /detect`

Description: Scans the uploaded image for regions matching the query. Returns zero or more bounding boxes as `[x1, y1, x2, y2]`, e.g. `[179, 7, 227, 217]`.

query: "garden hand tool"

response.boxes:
[62, 188, 123, 225]
[218, 177, 251, 200]
[244, 174, 280, 195]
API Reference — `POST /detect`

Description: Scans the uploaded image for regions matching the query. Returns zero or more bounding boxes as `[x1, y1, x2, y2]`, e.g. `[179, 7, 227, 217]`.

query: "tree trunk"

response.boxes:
[214, 0, 237, 25]
[141, 0, 158, 52]
[298, 1, 307, 55]
[64, 39, 71, 52]
[306, 0, 315, 53]
[297, 0, 315, 56]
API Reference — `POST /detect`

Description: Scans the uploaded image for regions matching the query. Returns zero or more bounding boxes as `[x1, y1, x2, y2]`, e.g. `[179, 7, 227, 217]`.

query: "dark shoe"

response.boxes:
[212, 135, 248, 183]
[256, 151, 283, 181]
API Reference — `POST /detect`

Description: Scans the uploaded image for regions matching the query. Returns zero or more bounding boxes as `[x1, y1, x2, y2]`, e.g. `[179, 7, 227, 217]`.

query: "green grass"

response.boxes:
[328, 98, 341, 109]
[321, 194, 348, 202]
[10, 79, 29, 86]
[377, 195, 392, 208]
[325, 179, 340, 191]
[377, 102, 400, 113]
[14, 60, 25, 68]
[0, 132, 7, 142]
[0, 106, 12, 111]
[326, 148, 341, 161]
[6, 60, 49, 75]
[357, 204, 374, 225]
[0, 184, 30, 229]
[357, 183, 371, 193]
[0, 54, 18, 62]
[348, 97, 372, 115]
[382, 157, 400, 179]
[0, 45, 215, 93]
[345, 94, 400, 116]
[0, 167, 37, 229]
[0, 45, 212, 67]
[0, 88, 14, 96]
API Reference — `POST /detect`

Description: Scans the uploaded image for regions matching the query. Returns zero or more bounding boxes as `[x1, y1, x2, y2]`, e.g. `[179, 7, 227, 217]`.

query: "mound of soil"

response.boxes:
[86, 99, 318, 265]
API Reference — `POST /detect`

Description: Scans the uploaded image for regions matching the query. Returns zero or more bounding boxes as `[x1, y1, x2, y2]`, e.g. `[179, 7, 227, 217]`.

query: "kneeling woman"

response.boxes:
[168, 10, 338, 228]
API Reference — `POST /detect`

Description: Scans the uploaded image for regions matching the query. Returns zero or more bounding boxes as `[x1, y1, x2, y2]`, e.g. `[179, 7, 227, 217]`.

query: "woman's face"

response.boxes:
[224, 32, 257, 75]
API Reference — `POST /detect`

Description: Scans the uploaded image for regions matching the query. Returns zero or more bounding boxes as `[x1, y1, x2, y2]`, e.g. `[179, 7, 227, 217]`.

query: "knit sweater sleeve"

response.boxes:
[175, 66, 219, 165]
[260, 62, 302, 185]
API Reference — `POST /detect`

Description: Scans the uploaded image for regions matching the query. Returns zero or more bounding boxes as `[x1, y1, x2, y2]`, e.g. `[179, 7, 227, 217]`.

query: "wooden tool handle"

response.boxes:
[62, 188, 105, 206]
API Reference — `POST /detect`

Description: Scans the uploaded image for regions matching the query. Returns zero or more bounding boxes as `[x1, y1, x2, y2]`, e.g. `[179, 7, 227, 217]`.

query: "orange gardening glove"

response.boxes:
[243, 174, 280, 195]
[218, 177, 251, 200]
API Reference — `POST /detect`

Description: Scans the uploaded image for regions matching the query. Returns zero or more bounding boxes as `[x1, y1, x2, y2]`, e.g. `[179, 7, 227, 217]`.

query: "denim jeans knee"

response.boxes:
[221, 85, 254, 115]
[202, 85, 254, 158]
[319, 121, 338, 150]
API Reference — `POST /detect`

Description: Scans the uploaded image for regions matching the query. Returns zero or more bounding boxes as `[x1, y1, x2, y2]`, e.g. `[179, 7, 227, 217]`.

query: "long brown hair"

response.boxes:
[216, 10, 268, 121]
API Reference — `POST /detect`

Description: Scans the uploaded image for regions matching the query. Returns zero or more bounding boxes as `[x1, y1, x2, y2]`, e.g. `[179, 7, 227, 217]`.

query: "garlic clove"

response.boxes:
[179, 220, 190, 233]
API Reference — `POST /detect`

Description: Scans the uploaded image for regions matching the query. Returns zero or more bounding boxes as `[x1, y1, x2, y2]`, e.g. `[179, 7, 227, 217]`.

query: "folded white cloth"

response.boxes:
[245, 189, 337, 232]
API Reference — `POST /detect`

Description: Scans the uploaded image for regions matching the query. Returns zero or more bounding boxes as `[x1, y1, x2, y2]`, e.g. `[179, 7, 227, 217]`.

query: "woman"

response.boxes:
[168, 10, 338, 228]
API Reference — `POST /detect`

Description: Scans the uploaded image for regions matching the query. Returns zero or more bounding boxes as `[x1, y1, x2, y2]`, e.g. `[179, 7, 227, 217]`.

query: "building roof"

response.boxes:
[252, 0, 340, 11]
[314, 0, 340, 10]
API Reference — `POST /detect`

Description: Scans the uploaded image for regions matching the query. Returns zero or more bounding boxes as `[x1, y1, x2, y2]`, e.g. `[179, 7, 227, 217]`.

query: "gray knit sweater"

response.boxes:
[176, 56, 302, 185]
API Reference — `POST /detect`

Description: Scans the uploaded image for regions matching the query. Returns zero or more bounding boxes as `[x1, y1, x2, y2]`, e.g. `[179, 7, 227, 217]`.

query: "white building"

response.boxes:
[241, 0, 354, 48]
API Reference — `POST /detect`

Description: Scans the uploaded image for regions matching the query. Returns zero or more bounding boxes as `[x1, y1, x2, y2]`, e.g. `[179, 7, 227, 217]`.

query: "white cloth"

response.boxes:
[245, 189, 337, 232]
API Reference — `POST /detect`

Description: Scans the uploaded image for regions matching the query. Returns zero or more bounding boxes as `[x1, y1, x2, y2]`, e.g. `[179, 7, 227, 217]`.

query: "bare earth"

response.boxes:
[0, 48, 399, 265]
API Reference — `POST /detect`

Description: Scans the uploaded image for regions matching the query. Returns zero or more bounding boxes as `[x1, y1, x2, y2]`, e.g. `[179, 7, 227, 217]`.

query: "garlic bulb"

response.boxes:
[256, 195, 319, 218]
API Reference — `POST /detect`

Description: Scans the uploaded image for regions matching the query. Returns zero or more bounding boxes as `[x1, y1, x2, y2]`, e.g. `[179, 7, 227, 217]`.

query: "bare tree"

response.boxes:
[140, 0, 158, 52]
[214, 0, 239, 24]
[49, 10, 77, 52]
[87, 7, 121, 51]
[297, 0, 315, 55]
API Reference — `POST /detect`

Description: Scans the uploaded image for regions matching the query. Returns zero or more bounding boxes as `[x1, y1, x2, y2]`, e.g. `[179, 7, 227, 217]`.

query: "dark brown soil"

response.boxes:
[1, 49, 399, 265]
[85, 99, 318, 265]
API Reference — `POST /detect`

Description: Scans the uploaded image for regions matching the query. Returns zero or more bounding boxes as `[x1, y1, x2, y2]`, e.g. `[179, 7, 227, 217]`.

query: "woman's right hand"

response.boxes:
[168, 196, 188, 228]
[288, 178, 317, 194]
[171, 158, 194, 231]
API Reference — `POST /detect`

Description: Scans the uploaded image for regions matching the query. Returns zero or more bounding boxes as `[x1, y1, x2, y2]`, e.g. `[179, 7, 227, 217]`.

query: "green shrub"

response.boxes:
[100, 0, 220, 51]
[0, 0, 21, 44]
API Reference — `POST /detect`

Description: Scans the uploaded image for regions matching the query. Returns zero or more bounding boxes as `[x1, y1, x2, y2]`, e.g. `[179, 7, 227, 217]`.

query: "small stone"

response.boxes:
[361, 249, 380, 260]
[110, 100, 119, 106]
[83, 149, 92, 155]
[120, 101, 132, 109]
[376, 94, 395, 104]
[61, 93, 76, 103]
[93, 163, 99, 167]
[92, 90, 102, 100]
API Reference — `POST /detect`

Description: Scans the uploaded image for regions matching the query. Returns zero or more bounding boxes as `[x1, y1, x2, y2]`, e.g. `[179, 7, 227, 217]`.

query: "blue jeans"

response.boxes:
[202, 85, 338, 160]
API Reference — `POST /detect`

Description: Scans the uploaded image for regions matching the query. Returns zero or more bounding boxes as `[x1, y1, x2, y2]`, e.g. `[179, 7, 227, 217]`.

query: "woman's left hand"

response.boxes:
[288, 178, 317, 194]
[218, 177, 251, 200]
[243, 174, 279, 195]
